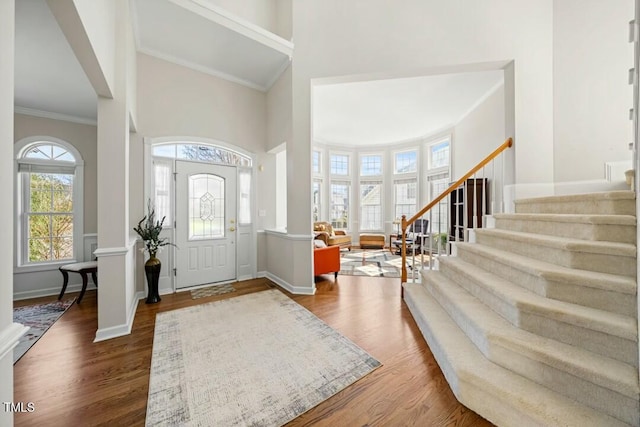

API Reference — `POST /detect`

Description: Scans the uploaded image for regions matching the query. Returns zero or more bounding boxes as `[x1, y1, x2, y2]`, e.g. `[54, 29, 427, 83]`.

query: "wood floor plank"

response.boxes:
[13, 276, 492, 426]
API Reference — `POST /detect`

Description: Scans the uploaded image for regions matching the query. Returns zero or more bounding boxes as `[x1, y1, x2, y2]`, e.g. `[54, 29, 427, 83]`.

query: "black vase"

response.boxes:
[145, 255, 162, 304]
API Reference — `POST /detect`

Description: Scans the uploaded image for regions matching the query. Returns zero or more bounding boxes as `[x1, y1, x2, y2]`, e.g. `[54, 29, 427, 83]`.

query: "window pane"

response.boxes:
[330, 182, 349, 229]
[178, 144, 198, 160]
[153, 160, 172, 226]
[52, 214, 73, 238]
[29, 238, 51, 262]
[394, 179, 417, 219]
[153, 144, 176, 158]
[430, 141, 450, 169]
[51, 237, 73, 260]
[395, 150, 417, 174]
[189, 174, 224, 240]
[238, 169, 251, 225]
[360, 181, 382, 230]
[312, 150, 321, 174]
[25, 144, 74, 162]
[312, 180, 321, 222]
[360, 155, 382, 176]
[330, 154, 349, 175]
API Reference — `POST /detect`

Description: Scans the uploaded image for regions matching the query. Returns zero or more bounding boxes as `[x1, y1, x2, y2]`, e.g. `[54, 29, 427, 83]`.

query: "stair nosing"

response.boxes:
[493, 213, 637, 226]
[475, 228, 636, 256]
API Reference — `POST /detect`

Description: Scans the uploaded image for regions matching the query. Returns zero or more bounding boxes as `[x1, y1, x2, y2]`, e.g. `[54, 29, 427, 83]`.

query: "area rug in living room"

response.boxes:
[146, 289, 381, 426]
[340, 249, 428, 278]
[13, 298, 75, 364]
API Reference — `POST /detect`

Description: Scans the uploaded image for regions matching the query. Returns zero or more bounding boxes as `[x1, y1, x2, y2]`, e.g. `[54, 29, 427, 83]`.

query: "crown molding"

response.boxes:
[14, 106, 97, 126]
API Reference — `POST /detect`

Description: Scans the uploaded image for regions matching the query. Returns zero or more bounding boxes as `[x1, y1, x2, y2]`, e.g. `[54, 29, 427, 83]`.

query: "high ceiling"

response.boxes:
[14, 0, 504, 145]
[313, 71, 504, 146]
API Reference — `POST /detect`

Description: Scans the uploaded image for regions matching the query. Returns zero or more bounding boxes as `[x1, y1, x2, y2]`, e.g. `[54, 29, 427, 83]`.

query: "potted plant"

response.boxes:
[134, 200, 175, 304]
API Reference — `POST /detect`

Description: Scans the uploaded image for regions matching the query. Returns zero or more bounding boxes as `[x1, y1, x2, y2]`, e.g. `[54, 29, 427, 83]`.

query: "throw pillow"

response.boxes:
[313, 239, 327, 248]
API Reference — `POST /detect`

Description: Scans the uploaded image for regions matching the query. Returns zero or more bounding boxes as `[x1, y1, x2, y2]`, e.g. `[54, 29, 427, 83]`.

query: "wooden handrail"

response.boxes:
[400, 137, 513, 283]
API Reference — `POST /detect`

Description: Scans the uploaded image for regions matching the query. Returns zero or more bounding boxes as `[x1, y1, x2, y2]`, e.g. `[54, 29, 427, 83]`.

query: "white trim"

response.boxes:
[0, 323, 30, 361]
[93, 292, 139, 342]
[137, 46, 273, 92]
[263, 230, 313, 241]
[14, 260, 79, 274]
[13, 283, 97, 301]
[94, 246, 130, 257]
[265, 272, 315, 295]
[14, 106, 97, 126]
[144, 135, 255, 160]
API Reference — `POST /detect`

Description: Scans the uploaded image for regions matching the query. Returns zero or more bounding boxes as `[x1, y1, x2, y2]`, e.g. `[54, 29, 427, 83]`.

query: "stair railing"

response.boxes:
[400, 137, 513, 284]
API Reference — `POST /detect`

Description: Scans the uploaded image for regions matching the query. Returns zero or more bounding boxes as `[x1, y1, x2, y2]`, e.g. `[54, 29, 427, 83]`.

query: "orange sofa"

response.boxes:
[313, 244, 340, 279]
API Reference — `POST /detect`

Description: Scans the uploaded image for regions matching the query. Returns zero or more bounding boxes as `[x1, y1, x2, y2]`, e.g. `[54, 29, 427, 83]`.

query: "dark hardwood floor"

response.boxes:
[13, 275, 492, 426]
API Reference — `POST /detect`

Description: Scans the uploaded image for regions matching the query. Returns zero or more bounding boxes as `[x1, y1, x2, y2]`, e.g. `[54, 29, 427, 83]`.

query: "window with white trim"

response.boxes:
[330, 153, 349, 175]
[360, 181, 383, 230]
[312, 150, 322, 175]
[312, 179, 322, 222]
[394, 179, 417, 220]
[394, 149, 417, 174]
[17, 140, 83, 265]
[330, 181, 350, 230]
[425, 138, 451, 235]
[360, 154, 382, 176]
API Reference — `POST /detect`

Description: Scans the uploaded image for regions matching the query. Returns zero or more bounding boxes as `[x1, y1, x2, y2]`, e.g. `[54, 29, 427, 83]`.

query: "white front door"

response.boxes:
[175, 160, 237, 289]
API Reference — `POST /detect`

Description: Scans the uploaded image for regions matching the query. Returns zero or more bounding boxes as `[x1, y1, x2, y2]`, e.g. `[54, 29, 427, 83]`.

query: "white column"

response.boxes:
[0, 2, 20, 425]
[93, 0, 136, 341]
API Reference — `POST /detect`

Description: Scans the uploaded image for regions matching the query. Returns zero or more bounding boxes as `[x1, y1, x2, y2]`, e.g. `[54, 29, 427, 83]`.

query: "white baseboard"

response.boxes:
[0, 323, 30, 361]
[94, 291, 140, 342]
[13, 284, 97, 301]
[265, 272, 316, 295]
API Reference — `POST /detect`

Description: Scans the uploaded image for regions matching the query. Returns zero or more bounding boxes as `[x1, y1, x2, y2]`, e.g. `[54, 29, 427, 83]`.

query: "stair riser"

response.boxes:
[475, 233, 636, 277]
[515, 199, 635, 215]
[455, 246, 637, 317]
[521, 312, 638, 366]
[438, 262, 638, 365]
[494, 218, 636, 244]
[492, 344, 640, 426]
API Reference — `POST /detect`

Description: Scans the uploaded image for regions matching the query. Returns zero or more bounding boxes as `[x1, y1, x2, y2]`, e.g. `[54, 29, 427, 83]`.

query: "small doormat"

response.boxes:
[190, 283, 236, 299]
[13, 298, 75, 364]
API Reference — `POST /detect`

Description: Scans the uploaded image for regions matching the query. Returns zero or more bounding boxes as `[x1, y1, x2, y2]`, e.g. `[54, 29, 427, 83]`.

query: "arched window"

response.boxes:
[16, 138, 84, 266]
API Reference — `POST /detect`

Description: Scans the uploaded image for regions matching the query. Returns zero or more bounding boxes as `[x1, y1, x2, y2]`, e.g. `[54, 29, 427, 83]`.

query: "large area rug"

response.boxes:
[146, 289, 381, 426]
[13, 298, 75, 364]
[340, 249, 428, 278]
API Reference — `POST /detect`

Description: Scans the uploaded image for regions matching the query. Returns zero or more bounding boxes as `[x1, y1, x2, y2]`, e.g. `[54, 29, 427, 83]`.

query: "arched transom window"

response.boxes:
[16, 139, 84, 266]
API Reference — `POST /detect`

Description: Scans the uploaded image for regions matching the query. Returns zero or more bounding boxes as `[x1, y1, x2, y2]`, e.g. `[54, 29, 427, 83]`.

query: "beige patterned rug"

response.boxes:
[146, 290, 381, 426]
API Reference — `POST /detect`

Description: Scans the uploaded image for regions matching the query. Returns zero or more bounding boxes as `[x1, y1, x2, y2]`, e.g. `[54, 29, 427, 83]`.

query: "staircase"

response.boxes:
[404, 191, 639, 426]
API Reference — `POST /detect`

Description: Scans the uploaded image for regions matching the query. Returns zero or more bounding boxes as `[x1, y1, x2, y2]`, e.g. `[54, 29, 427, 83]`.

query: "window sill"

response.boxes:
[14, 260, 78, 274]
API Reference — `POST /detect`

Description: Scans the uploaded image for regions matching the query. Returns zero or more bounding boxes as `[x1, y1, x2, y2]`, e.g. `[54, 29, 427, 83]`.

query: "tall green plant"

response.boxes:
[133, 200, 175, 258]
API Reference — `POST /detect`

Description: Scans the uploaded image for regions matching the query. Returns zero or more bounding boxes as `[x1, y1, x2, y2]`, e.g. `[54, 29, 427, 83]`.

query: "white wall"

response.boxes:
[454, 85, 506, 175]
[134, 53, 270, 287]
[208, 0, 278, 35]
[0, 1, 16, 424]
[553, 0, 634, 182]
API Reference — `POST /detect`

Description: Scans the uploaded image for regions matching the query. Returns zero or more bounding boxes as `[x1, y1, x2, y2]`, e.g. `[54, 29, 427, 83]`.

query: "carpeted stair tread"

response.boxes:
[420, 272, 639, 424]
[475, 228, 636, 256]
[437, 256, 637, 342]
[474, 228, 636, 277]
[515, 191, 635, 215]
[403, 283, 630, 427]
[492, 213, 636, 243]
[454, 242, 636, 295]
